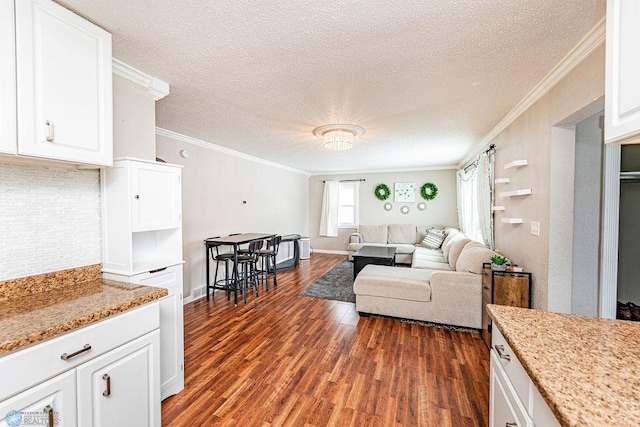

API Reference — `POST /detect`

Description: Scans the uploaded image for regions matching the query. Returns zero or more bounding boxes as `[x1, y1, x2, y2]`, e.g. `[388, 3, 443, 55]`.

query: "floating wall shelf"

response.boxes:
[492, 206, 505, 211]
[499, 189, 532, 197]
[495, 178, 510, 184]
[504, 160, 528, 169]
[502, 218, 523, 224]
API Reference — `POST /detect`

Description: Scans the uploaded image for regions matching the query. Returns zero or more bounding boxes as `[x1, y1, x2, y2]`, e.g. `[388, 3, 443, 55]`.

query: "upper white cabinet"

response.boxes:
[102, 158, 183, 275]
[605, 0, 640, 144]
[1, 0, 113, 166]
[0, 0, 17, 155]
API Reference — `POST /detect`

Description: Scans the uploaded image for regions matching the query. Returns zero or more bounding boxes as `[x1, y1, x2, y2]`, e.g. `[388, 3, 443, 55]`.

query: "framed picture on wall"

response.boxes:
[394, 182, 415, 202]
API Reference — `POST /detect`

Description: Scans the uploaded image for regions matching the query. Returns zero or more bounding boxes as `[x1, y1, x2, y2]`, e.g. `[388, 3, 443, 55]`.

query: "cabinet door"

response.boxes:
[0, 0, 17, 155]
[77, 331, 161, 427]
[131, 162, 182, 232]
[15, 0, 113, 166]
[490, 358, 530, 427]
[0, 370, 76, 427]
[605, 0, 640, 144]
[130, 266, 185, 400]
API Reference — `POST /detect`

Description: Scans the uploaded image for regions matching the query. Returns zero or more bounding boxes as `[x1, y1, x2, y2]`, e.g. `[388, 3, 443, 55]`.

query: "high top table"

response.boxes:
[204, 233, 275, 305]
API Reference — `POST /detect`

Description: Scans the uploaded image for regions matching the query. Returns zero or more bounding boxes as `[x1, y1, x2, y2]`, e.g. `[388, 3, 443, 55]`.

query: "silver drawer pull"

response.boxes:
[494, 344, 511, 361]
[506, 423, 517, 427]
[60, 343, 91, 360]
[45, 120, 54, 142]
[102, 374, 111, 397]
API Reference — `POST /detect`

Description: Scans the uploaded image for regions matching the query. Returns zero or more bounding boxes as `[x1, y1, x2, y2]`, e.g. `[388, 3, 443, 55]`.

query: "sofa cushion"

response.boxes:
[353, 265, 433, 302]
[442, 232, 464, 262]
[388, 224, 417, 244]
[347, 243, 386, 253]
[359, 225, 388, 244]
[416, 226, 429, 244]
[456, 242, 497, 274]
[412, 259, 453, 270]
[387, 244, 416, 254]
[420, 229, 447, 249]
[447, 238, 471, 270]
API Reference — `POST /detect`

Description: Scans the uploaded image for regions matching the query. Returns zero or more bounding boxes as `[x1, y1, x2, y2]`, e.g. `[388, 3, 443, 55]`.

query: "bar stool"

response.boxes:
[235, 240, 263, 303]
[207, 237, 235, 301]
[258, 235, 281, 290]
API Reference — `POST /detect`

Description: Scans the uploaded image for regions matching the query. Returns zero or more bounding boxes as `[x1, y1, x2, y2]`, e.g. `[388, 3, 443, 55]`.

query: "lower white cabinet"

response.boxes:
[77, 332, 160, 427]
[103, 264, 185, 400]
[0, 303, 161, 427]
[0, 370, 76, 427]
[490, 326, 560, 427]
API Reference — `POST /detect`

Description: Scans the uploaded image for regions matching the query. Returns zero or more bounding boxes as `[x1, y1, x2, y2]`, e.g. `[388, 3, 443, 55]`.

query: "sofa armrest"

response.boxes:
[349, 232, 363, 244]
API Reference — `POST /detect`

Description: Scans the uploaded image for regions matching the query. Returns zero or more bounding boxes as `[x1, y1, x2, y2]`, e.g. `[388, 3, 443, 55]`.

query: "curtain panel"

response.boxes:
[319, 180, 340, 237]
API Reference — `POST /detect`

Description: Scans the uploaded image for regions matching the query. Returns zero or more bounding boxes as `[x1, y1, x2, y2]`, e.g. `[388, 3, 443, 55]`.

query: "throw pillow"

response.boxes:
[420, 229, 447, 249]
[456, 242, 495, 275]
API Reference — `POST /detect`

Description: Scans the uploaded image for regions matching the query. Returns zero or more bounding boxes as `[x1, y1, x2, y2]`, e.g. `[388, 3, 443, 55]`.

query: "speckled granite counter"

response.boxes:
[0, 264, 167, 356]
[488, 304, 640, 427]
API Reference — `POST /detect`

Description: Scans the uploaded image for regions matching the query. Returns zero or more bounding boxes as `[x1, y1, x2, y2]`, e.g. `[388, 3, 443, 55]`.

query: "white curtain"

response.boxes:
[477, 154, 493, 247]
[319, 180, 340, 237]
[457, 168, 477, 236]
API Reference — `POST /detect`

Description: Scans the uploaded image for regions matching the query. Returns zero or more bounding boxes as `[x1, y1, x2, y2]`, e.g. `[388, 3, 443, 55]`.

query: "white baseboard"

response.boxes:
[312, 249, 349, 255]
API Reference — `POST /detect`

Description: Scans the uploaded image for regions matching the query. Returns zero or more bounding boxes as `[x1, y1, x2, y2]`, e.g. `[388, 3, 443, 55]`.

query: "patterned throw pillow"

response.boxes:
[420, 229, 447, 249]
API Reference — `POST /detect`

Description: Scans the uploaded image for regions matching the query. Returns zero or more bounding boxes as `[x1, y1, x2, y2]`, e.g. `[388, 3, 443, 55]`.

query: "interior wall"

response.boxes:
[571, 111, 604, 316]
[156, 135, 310, 299]
[112, 74, 157, 161]
[489, 44, 605, 310]
[618, 144, 640, 304]
[309, 169, 458, 252]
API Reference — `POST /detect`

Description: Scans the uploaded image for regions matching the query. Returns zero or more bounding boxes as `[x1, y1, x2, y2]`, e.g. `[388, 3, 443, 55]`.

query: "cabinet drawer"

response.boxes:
[130, 264, 182, 289]
[490, 351, 532, 427]
[0, 302, 159, 401]
[491, 326, 530, 407]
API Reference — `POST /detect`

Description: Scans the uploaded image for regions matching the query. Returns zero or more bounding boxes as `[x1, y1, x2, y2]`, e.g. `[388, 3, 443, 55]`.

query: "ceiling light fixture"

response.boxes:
[313, 124, 365, 151]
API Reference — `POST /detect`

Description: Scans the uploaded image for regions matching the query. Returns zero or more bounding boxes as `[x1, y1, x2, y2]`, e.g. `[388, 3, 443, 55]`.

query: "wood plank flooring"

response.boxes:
[162, 253, 490, 426]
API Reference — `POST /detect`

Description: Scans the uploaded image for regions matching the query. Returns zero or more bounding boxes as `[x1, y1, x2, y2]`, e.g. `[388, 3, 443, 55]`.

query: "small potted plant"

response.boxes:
[491, 254, 509, 271]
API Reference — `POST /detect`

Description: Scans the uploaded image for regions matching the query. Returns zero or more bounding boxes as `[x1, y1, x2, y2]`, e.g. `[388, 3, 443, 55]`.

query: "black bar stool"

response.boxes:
[235, 240, 263, 303]
[258, 235, 281, 290]
[206, 237, 235, 301]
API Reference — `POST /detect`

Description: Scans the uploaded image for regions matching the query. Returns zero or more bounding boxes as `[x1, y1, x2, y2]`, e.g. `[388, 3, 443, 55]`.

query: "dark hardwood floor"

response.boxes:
[162, 253, 490, 426]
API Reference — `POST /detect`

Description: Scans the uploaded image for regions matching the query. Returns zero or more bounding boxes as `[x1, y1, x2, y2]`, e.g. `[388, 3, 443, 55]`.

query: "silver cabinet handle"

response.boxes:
[494, 344, 511, 361]
[506, 423, 517, 427]
[102, 374, 111, 397]
[45, 120, 54, 142]
[44, 405, 54, 427]
[60, 343, 91, 360]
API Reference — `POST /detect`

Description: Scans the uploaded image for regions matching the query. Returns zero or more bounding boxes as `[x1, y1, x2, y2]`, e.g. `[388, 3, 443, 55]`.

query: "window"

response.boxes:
[338, 181, 359, 228]
[457, 167, 484, 243]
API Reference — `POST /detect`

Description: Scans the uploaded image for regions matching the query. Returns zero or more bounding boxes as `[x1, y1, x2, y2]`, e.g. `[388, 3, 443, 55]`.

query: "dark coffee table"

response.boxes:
[352, 246, 396, 279]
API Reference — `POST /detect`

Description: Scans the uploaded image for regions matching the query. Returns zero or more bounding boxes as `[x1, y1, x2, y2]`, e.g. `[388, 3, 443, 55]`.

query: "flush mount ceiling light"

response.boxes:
[313, 124, 365, 151]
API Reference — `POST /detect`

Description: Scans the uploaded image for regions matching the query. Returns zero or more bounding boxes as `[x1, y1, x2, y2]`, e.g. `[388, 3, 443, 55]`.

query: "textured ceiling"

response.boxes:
[59, 0, 605, 173]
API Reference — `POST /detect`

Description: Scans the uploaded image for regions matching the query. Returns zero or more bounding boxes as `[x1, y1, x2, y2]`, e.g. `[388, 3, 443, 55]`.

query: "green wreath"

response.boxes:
[420, 182, 438, 200]
[374, 183, 391, 201]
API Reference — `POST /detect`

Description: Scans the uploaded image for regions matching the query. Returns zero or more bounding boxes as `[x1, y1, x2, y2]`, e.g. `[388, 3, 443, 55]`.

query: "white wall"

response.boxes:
[156, 134, 310, 299]
[309, 169, 458, 252]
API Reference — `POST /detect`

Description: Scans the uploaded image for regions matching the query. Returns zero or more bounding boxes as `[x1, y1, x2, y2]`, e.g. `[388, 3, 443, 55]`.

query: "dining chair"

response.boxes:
[258, 235, 281, 290]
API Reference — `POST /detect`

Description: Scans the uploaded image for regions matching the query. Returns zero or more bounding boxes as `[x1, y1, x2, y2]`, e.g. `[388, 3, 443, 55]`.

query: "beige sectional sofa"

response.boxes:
[353, 228, 499, 329]
[347, 224, 441, 264]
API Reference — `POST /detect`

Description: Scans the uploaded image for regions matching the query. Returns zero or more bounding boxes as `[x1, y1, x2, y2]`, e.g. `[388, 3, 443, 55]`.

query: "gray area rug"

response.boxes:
[299, 260, 355, 303]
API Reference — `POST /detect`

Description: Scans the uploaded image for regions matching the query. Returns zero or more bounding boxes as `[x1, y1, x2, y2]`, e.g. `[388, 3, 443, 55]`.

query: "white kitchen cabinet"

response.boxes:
[77, 331, 161, 427]
[0, 0, 17, 155]
[0, 370, 76, 427]
[605, 0, 640, 144]
[0, 303, 161, 427]
[104, 265, 185, 400]
[490, 326, 560, 427]
[11, 0, 113, 166]
[102, 158, 183, 275]
[102, 158, 185, 400]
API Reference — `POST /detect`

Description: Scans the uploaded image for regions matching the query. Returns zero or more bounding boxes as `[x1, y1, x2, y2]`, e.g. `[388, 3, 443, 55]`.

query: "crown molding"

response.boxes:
[309, 165, 458, 176]
[459, 16, 606, 167]
[155, 128, 311, 176]
[112, 58, 170, 101]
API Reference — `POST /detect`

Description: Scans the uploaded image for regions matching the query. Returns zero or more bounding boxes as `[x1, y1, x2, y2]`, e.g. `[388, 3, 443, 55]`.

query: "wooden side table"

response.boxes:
[481, 263, 531, 347]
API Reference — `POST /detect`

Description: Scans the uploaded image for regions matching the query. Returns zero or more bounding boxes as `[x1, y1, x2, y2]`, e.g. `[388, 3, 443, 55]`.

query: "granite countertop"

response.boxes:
[0, 264, 167, 356]
[488, 304, 640, 427]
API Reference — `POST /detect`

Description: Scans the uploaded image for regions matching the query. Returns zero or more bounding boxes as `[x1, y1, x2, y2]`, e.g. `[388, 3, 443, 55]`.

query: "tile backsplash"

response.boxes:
[0, 162, 101, 280]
